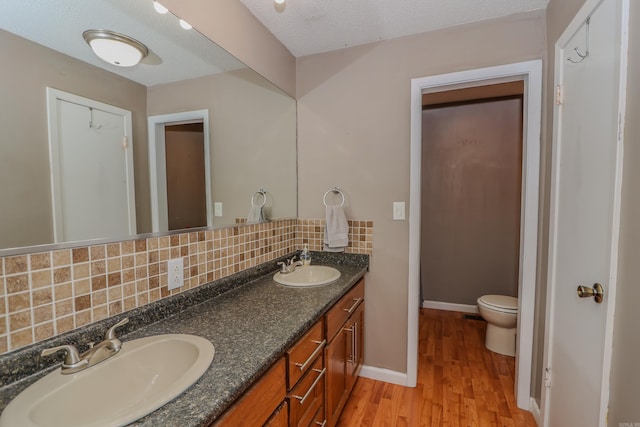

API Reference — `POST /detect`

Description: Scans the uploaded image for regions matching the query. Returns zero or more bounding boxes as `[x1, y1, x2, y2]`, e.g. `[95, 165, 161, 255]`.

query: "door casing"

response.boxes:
[409, 60, 542, 410]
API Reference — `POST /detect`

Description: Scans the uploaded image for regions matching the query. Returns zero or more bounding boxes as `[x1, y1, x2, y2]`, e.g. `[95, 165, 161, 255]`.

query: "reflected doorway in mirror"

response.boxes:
[148, 110, 213, 233]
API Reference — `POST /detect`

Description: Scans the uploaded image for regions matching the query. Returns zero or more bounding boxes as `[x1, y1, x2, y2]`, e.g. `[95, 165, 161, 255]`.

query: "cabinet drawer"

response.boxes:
[287, 320, 325, 389]
[326, 279, 364, 342]
[213, 358, 286, 426]
[288, 356, 325, 427]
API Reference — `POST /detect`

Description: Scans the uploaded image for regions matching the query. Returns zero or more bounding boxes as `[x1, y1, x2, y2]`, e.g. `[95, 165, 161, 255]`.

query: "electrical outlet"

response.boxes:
[167, 258, 184, 290]
[214, 202, 223, 217]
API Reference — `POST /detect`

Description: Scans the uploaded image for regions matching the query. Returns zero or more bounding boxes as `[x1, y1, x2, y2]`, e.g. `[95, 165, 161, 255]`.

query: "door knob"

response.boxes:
[577, 283, 604, 303]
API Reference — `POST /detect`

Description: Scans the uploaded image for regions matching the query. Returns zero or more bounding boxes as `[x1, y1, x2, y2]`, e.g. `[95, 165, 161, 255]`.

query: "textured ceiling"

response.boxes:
[0, 0, 245, 87]
[240, 0, 550, 57]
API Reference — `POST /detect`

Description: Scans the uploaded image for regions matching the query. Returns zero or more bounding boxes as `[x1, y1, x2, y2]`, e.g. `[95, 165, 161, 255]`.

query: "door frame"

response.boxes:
[148, 110, 212, 232]
[540, 0, 629, 425]
[408, 60, 542, 410]
[46, 87, 136, 242]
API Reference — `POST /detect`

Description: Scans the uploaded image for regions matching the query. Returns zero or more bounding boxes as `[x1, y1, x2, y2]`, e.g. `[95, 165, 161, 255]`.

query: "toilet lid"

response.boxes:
[478, 295, 518, 311]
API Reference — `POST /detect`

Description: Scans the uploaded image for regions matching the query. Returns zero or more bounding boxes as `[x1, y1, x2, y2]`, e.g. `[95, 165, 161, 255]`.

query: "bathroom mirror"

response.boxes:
[0, 0, 297, 253]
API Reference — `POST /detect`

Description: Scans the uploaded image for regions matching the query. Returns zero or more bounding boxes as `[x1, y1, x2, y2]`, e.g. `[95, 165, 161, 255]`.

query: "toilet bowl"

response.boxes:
[477, 295, 518, 357]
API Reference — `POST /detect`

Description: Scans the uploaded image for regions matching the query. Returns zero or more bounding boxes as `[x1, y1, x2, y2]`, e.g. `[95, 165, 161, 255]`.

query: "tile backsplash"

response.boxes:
[296, 219, 374, 253]
[0, 218, 372, 355]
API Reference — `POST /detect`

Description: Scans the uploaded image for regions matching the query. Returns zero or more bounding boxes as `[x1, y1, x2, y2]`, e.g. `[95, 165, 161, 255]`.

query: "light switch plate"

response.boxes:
[167, 258, 184, 290]
[214, 202, 223, 217]
[393, 202, 406, 220]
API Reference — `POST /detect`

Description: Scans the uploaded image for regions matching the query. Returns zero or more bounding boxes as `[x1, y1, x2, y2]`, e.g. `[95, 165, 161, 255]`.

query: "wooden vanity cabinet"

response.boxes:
[325, 279, 365, 427]
[211, 277, 365, 427]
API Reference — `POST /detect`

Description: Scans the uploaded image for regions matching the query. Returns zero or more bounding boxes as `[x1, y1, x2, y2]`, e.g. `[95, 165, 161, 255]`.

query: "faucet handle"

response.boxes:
[277, 261, 288, 273]
[104, 317, 129, 340]
[41, 345, 85, 368]
[287, 256, 297, 265]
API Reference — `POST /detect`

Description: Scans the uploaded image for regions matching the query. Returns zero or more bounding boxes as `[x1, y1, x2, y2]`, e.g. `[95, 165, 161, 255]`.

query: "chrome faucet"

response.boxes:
[277, 256, 304, 274]
[41, 318, 129, 374]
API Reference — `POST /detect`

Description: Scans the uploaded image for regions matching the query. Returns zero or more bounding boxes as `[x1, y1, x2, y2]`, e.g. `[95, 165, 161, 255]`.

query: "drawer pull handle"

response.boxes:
[343, 325, 355, 363]
[315, 420, 327, 427]
[342, 297, 363, 315]
[294, 339, 327, 371]
[292, 368, 326, 405]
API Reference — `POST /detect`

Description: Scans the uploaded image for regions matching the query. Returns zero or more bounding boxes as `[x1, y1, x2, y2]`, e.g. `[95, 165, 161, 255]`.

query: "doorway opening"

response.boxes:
[148, 110, 212, 233]
[420, 82, 524, 311]
[409, 61, 542, 411]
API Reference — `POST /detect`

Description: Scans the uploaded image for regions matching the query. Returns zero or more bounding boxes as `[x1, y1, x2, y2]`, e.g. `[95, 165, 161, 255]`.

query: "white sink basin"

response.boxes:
[274, 265, 341, 287]
[0, 334, 214, 427]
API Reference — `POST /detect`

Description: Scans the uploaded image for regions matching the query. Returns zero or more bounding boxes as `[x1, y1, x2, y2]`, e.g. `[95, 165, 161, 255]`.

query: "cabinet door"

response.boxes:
[265, 401, 289, 427]
[346, 303, 364, 391]
[213, 359, 286, 426]
[325, 327, 348, 427]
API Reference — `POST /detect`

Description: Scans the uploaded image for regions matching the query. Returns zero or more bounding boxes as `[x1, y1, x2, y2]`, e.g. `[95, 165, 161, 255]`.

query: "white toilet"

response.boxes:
[476, 295, 518, 357]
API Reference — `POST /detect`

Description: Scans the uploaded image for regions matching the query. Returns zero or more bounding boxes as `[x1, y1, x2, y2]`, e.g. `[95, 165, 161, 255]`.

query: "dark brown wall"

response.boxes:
[165, 123, 206, 231]
[420, 97, 523, 305]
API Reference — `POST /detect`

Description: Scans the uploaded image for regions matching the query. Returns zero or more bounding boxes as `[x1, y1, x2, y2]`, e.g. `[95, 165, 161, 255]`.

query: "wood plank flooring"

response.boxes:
[336, 309, 537, 427]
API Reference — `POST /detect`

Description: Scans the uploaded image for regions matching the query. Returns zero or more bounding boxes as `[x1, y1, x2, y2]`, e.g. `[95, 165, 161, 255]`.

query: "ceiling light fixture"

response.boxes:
[83, 30, 149, 67]
[179, 19, 192, 30]
[153, 1, 169, 14]
[274, 0, 285, 4]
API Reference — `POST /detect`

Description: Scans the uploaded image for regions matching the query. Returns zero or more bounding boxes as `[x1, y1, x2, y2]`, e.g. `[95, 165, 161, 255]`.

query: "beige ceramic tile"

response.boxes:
[74, 279, 91, 296]
[9, 310, 32, 331]
[5, 256, 28, 275]
[30, 253, 51, 271]
[75, 310, 91, 327]
[11, 328, 33, 349]
[53, 250, 71, 267]
[90, 245, 105, 260]
[33, 305, 53, 325]
[53, 267, 71, 285]
[34, 322, 54, 341]
[56, 316, 74, 334]
[8, 293, 30, 313]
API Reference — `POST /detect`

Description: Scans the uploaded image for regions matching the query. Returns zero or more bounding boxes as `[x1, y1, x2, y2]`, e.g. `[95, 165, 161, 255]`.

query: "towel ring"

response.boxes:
[323, 187, 345, 207]
[251, 189, 267, 208]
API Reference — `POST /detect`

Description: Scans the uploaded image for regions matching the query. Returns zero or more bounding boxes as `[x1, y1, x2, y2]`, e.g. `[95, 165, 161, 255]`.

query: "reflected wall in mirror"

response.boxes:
[0, 0, 297, 252]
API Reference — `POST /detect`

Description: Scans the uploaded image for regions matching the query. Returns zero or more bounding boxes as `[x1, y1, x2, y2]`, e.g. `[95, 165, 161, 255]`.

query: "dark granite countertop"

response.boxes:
[0, 252, 368, 426]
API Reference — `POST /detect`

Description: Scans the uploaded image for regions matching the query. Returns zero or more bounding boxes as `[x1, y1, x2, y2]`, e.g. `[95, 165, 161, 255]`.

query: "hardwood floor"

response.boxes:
[336, 309, 537, 427]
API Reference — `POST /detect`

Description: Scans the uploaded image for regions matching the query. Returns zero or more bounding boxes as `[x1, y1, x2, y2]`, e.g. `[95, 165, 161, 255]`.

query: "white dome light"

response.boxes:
[83, 30, 149, 67]
[179, 19, 192, 30]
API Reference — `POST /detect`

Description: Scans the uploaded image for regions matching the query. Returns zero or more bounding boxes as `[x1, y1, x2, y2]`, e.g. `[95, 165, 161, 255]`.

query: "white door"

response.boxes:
[47, 88, 136, 242]
[542, 0, 628, 426]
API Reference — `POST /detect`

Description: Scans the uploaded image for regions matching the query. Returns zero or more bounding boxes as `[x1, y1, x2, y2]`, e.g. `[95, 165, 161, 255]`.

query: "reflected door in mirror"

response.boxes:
[47, 88, 137, 243]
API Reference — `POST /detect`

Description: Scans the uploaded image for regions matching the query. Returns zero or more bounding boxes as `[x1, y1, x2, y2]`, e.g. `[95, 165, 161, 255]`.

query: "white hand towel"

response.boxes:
[247, 205, 264, 223]
[324, 205, 349, 252]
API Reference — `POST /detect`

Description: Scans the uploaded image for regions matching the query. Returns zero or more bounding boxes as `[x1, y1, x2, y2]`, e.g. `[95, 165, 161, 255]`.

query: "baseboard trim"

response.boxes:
[359, 365, 409, 386]
[421, 300, 479, 314]
[529, 396, 541, 426]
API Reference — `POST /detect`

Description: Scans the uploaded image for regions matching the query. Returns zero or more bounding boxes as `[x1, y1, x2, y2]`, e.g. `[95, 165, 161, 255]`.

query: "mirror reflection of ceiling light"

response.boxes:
[274, 0, 285, 4]
[82, 30, 149, 67]
[153, 1, 169, 14]
[179, 19, 192, 30]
